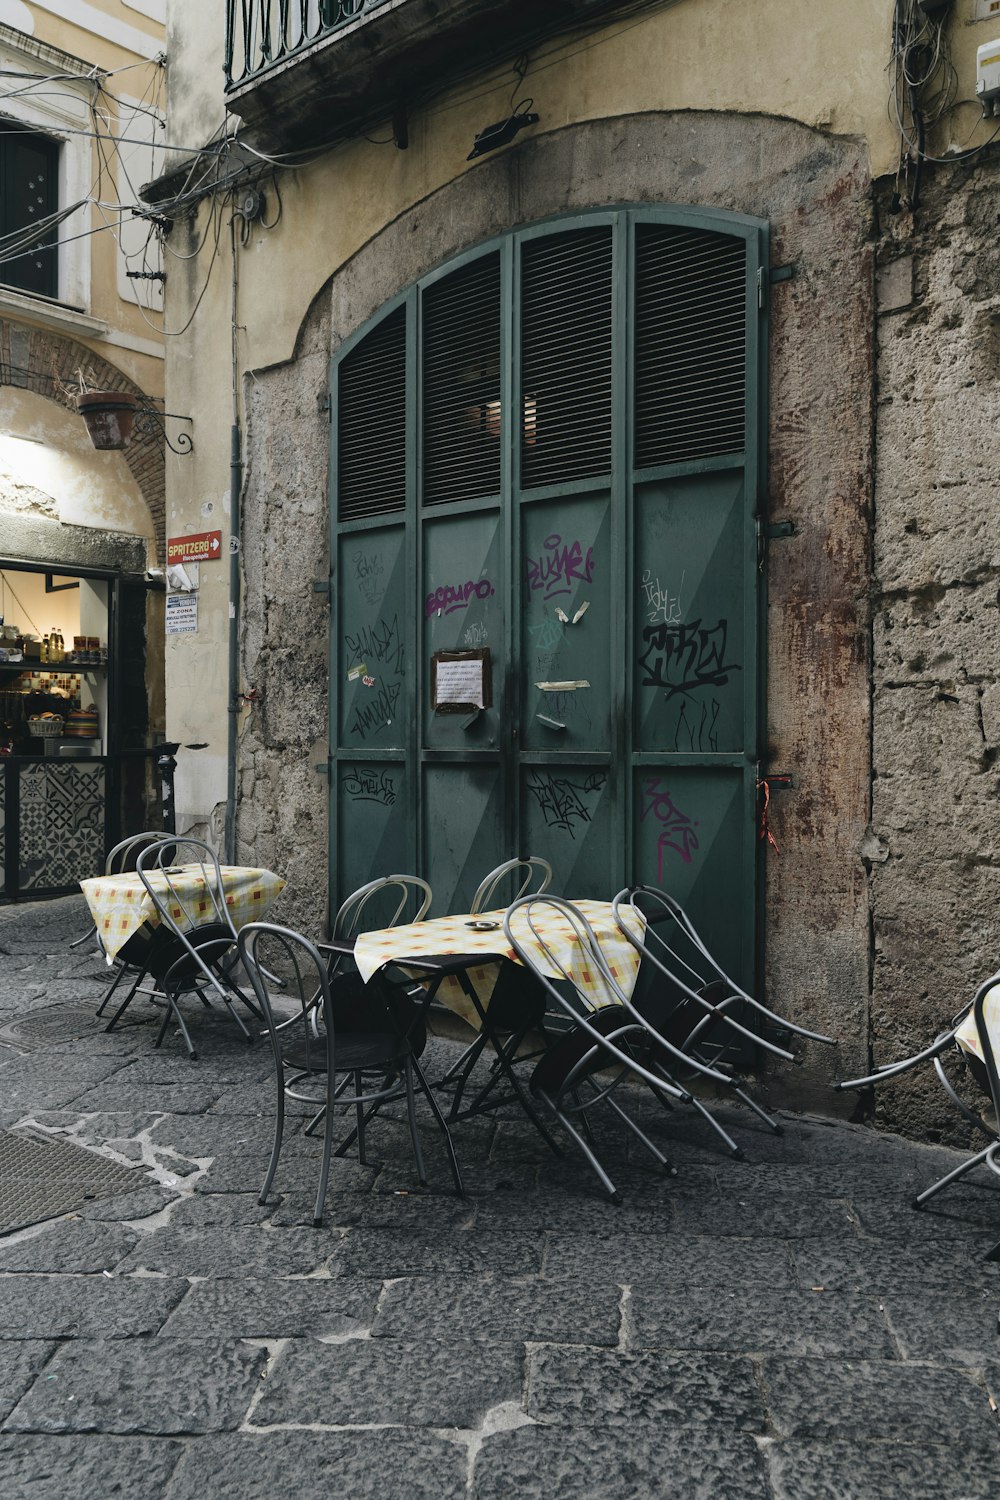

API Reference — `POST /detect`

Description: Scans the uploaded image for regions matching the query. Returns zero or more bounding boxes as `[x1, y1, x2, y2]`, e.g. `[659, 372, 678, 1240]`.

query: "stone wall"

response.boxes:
[870, 150, 1000, 1140]
[236, 108, 875, 1114]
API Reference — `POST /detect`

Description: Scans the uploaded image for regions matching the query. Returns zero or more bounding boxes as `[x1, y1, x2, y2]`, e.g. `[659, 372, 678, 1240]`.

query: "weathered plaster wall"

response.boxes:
[870, 154, 1000, 1140]
[237, 111, 875, 1100]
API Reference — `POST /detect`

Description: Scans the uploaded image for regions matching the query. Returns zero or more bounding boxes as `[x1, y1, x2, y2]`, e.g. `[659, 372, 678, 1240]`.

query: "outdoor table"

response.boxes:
[80, 864, 286, 962]
[352, 897, 646, 1024]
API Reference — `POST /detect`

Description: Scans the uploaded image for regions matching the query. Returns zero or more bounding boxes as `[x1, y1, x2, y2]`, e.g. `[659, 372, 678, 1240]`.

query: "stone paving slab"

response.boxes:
[0, 1435, 184, 1500]
[0, 1219, 139, 1273]
[526, 1345, 765, 1431]
[882, 1288, 1000, 1366]
[119, 1224, 333, 1278]
[629, 1284, 897, 1359]
[329, 1225, 545, 1278]
[789, 1236, 1000, 1292]
[5, 1338, 266, 1434]
[254, 1336, 524, 1428]
[0, 1273, 185, 1338]
[760, 1357, 998, 1443]
[541, 1230, 795, 1285]
[161, 1429, 468, 1500]
[471, 1424, 769, 1500]
[373, 1273, 623, 1345]
[0, 1342, 55, 1423]
[766, 1439, 1000, 1500]
[161, 1276, 379, 1339]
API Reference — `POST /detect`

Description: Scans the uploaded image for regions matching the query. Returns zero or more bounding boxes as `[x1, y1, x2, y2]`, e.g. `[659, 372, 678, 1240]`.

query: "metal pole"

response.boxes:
[225, 211, 242, 863]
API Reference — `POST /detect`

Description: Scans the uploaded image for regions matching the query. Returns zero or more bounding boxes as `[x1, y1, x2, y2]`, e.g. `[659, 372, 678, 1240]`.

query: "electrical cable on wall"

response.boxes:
[888, 0, 1000, 213]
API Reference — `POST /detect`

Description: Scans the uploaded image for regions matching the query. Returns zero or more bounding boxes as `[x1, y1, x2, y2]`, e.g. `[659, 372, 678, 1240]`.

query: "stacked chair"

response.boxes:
[835, 968, 1000, 1236]
[613, 884, 836, 1160]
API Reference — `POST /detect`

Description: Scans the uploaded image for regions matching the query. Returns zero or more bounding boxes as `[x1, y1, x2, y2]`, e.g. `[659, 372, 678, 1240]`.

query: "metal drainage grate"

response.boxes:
[0, 1003, 112, 1052]
[0, 1129, 148, 1236]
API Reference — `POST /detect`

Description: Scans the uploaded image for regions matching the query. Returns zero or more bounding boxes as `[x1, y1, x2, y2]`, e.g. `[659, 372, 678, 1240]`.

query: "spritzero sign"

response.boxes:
[167, 530, 223, 563]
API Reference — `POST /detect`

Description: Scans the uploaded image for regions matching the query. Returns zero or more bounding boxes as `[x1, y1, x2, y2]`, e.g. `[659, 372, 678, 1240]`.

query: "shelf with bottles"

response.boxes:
[0, 659, 107, 676]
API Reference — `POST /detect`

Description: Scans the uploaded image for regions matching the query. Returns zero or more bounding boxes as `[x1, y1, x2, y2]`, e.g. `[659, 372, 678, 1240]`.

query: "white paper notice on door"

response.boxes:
[431, 648, 492, 713]
[436, 658, 484, 707]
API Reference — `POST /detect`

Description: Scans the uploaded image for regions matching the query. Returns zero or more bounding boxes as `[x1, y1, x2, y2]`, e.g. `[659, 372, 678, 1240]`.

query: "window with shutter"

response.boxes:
[422, 252, 501, 507]
[336, 304, 407, 522]
[520, 227, 614, 489]
[634, 223, 746, 468]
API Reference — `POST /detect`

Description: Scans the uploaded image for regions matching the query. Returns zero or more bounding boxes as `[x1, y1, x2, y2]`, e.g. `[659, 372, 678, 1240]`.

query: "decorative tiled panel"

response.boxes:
[18, 762, 105, 893]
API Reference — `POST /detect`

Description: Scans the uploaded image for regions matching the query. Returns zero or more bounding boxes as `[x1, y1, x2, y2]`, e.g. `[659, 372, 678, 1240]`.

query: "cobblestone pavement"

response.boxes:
[1, 895, 1000, 1498]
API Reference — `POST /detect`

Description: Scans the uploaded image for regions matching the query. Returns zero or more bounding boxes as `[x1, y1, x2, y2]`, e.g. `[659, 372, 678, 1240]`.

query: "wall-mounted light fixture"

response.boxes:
[76, 391, 193, 455]
[467, 103, 539, 161]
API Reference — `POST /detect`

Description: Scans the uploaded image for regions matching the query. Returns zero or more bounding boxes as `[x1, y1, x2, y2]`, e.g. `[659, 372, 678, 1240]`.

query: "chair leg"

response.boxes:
[154, 991, 197, 1060]
[102, 966, 148, 1030]
[70, 924, 97, 951]
[313, 1054, 340, 1228]
[259, 1070, 286, 1206]
[731, 1083, 784, 1135]
[685, 1091, 745, 1161]
[354, 1071, 367, 1165]
[411, 1053, 464, 1198]
[599, 1086, 677, 1176]
[536, 1088, 620, 1203]
[401, 1059, 429, 1187]
[95, 962, 126, 1017]
[913, 1142, 997, 1210]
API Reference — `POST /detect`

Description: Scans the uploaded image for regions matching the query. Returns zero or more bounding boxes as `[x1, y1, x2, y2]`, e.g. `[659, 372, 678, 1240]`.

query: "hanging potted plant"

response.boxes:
[68, 370, 141, 450]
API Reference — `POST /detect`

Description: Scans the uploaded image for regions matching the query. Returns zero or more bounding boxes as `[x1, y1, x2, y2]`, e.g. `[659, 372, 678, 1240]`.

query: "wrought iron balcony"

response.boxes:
[223, 0, 645, 154]
[225, 1, 392, 93]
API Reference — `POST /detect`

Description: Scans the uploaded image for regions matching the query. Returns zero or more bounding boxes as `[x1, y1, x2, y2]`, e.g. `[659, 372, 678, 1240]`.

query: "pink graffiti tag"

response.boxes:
[640, 777, 700, 878]
[525, 534, 595, 600]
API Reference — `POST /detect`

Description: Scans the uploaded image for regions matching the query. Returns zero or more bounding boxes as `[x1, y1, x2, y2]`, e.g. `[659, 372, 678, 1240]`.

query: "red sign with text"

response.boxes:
[167, 530, 222, 563]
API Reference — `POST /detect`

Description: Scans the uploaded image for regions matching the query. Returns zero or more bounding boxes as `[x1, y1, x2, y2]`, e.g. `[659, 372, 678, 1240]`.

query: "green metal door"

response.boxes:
[330, 206, 766, 991]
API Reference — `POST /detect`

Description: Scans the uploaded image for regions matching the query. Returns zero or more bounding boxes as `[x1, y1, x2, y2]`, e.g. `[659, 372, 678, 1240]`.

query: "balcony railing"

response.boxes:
[225, 0, 393, 91]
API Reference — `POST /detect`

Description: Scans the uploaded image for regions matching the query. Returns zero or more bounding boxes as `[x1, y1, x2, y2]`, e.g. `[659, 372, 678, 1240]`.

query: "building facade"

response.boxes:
[149, 0, 1000, 1137]
[0, 0, 168, 897]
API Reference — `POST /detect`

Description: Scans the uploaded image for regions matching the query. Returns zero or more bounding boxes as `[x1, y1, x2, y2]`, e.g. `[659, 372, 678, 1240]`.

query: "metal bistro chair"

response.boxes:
[613, 885, 837, 1159]
[835, 968, 1000, 1230]
[92, 831, 176, 1020]
[437, 857, 555, 1107]
[502, 894, 692, 1202]
[238, 921, 463, 1226]
[122, 837, 262, 1060]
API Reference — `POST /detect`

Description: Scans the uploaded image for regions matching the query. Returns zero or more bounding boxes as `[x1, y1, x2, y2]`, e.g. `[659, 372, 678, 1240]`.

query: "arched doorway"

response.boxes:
[329, 205, 767, 987]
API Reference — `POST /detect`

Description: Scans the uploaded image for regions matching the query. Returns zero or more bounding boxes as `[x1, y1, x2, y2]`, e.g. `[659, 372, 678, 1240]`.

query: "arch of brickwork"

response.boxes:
[0, 318, 165, 564]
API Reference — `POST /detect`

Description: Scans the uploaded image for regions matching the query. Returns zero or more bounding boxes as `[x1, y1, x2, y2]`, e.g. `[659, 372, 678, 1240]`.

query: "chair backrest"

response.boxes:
[136, 837, 237, 997]
[614, 884, 833, 1049]
[470, 856, 553, 914]
[332, 874, 432, 939]
[503, 894, 711, 1098]
[238, 921, 333, 1073]
[105, 830, 168, 876]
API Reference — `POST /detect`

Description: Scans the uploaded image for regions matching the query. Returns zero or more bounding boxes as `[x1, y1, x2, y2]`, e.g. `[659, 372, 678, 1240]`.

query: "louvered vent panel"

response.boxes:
[337, 305, 407, 522]
[634, 225, 747, 469]
[422, 253, 501, 507]
[520, 228, 613, 489]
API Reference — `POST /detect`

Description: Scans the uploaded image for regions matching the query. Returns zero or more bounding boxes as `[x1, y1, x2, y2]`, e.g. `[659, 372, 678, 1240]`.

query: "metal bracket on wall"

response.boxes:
[314, 761, 331, 779]
[759, 263, 797, 308]
[765, 521, 796, 539]
[312, 579, 331, 597]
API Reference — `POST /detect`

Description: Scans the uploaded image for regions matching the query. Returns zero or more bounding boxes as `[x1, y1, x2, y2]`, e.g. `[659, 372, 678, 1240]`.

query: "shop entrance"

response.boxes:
[0, 560, 150, 897]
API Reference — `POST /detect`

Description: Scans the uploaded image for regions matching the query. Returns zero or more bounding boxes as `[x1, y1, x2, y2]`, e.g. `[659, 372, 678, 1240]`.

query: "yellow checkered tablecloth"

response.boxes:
[353, 898, 646, 1025]
[955, 985, 1000, 1066]
[80, 865, 286, 961]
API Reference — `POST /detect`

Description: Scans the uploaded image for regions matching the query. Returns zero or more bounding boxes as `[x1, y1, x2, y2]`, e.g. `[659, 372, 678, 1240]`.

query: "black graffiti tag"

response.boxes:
[344, 615, 405, 678]
[343, 767, 396, 806]
[524, 770, 606, 838]
[349, 681, 402, 741]
[638, 619, 741, 701]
